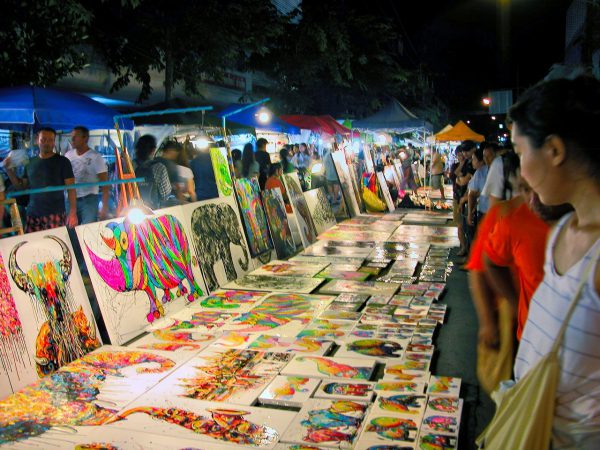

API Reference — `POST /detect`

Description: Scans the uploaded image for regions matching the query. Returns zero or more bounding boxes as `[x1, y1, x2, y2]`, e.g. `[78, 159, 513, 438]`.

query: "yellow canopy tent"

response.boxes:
[426, 124, 453, 143]
[434, 120, 484, 142]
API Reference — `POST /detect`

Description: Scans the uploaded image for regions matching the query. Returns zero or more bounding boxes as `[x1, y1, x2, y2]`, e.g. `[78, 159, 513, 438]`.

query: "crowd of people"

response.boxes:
[464, 76, 600, 449]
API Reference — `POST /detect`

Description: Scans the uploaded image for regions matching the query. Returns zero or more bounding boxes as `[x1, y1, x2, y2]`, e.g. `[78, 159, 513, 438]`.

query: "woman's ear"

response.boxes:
[545, 135, 567, 167]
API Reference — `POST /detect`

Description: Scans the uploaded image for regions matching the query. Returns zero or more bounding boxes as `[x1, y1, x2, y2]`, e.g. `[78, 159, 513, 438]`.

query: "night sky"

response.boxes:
[379, 0, 572, 114]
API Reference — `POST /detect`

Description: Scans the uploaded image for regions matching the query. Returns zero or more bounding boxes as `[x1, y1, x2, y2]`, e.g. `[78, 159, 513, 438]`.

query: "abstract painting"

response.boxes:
[223, 274, 324, 294]
[181, 197, 251, 292]
[250, 260, 328, 278]
[259, 375, 320, 408]
[360, 413, 419, 445]
[234, 177, 273, 257]
[332, 151, 360, 217]
[193, 289, 266, 312]
[210, 147, 234, 197]
[248, 335, 334, 355]
[0, 255, 27, 399]
[0, 228, 101, 394]
[418, 433, 458, 449]
[223, 293, 333, 336]
[281, 399, 368, 448]
[318, 280, 398, 297]
[372, 393, 427, 417]
[316, 227, 391, 243]
[335, 337, 408, 362]
[151, 348, 292, 406]
[283, 172, 318, 248]
[315, 267, 370, 281]
[262, 187, 297, 258]
[303, 187, 337, 236]
[313, 379, 375, 402]
[0, 348, 177, 445]
[281, 355, 375, 380]
[116, 399, 295, 449]
[76, 206, 207, 345]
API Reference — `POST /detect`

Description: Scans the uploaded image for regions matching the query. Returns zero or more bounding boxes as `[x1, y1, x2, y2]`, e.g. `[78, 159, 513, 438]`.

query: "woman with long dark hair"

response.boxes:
[241, 143, 259, 178]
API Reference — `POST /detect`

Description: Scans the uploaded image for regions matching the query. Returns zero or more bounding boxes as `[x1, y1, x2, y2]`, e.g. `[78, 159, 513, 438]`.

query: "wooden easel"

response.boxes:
[0, 198, 24, 236]
[113, 124, 141, 216]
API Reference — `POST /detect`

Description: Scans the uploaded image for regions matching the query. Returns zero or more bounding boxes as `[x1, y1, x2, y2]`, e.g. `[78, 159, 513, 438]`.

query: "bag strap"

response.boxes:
[551, 242, 600, 354]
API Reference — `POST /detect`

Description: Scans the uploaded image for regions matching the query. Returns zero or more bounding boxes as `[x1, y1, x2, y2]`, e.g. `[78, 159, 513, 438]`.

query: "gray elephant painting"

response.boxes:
[191, 203, 250, 292]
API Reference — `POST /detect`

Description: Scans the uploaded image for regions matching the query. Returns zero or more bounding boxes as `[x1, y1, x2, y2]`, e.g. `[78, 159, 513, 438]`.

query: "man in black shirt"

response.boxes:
[17, 128, 77, 232]
[255, 138, 271, 190]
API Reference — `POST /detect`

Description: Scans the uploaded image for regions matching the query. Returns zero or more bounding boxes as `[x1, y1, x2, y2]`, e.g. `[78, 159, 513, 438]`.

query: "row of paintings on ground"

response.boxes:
[0, 278, 462, 449]
[0, 174, 338, 398]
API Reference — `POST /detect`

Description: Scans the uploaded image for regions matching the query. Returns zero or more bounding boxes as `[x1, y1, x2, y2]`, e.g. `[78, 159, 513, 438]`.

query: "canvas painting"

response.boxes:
[353, 442, 415, 450]
[0, 346, 179, 446]
[296, 329, 350, 343]
[316, 227, 391, 243]
[248, 334, 334, 355]
[307, 318, 356, 331]
[189, 289, 267, 313]
[281, 355, 375, 380]
[181, 196, 252, 293]
[0, 228, 101, 393]
[332, 151, 361, 217]
[207, 331, 258, 350]
[334, 337, 409, 362]
[98, 394, 297, 449]
[314, 379, 375, 402]
[348, 163, 366, 213]
[262, 187, 297, 258]
[250, 260, 329, 278]
[315, 267, 370, 281]
[427, 376, 462, 397]
[291, 254, 365, 268]
[146, 308, 240, 336]
[0, 255, 29, 399]
[302, 242, 374, 258]
[421, 412, 461, 436]
[418, 433, 458, 449]
[150, 348, 292, 406]
[425, 396, 463, 416]
[374, 381, 427, 395]
[384, 165, 402, 196]
[258, 375, 320, 408]
[1, 425, 247, 450]
[303, 187, 337, 236]
[281, 399, 368, 448]
[130, 330, 215, 354]
[371, 393, 427, 418]
[223, 293, 333, 336]
[283, 172, 318, 247]
[234, 177, 273, 257]
[378, 173, 396, 212]
[224, 274, 324, 294]
[359, 412, 419, 445]
[318, 280, 398, 297]
[76, 206, 207, 345]
[210, 147, 234, 197]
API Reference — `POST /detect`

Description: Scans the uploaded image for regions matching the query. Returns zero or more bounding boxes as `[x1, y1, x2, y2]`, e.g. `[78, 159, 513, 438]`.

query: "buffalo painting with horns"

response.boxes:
[84, 214, 203, 324]
[8, 235, 100, 377]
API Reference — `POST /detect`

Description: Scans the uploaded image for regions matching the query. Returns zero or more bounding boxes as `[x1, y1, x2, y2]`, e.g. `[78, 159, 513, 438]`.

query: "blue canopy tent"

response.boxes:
[352, 97, 432, 134]
[0, 86, 134, 131]
[217, 103, 300, 134]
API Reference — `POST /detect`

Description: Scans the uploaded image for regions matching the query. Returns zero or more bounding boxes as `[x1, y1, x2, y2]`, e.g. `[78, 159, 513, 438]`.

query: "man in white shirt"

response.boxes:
[65, 126, 109, 224]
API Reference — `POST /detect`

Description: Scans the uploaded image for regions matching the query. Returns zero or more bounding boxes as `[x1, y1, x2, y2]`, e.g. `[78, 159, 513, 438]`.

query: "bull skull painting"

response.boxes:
[8, 235, 100, 377]
[85, 214, 203, 323]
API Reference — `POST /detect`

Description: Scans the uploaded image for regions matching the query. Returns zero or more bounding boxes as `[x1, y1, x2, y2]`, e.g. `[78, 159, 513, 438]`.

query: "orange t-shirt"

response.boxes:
[466, 203, 502, 272]
[484, 200, 549, 340]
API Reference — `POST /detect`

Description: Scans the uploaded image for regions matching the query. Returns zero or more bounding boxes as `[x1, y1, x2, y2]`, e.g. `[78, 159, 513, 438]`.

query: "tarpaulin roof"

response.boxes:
[434, 120, 484, 142]
[0, 86, 134, 130]
[218, 103, 300, 134]
[351, 97, 433, 133]
[129, 98, 254, 134]
[279, 115, 351, 135]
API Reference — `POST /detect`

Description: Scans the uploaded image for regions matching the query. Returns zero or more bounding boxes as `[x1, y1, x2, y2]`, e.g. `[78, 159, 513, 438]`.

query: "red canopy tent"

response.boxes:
[280, 114, 351, 135]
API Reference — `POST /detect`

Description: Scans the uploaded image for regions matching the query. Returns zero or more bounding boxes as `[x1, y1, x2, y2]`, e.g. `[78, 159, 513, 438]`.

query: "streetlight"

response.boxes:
[482, 97, 491, 106]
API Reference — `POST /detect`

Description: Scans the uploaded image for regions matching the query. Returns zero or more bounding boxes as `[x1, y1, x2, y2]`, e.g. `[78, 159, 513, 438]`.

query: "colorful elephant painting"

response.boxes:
[84, 214, 203, 323]
[190, 202, 250, 292]
[9, 235, 100, 377]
